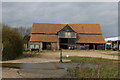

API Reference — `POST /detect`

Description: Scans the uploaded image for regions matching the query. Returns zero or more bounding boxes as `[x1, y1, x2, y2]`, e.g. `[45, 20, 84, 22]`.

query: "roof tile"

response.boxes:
[77, 35, 105, 43]
[30, 34, 58, 42]
[32, 23, 102, 34]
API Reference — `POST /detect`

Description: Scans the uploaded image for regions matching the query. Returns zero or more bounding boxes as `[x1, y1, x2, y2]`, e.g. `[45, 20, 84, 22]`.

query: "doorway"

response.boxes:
[43, 42, 51, 50]
[89, 44, 94, 49]
[60, 45, 68, 49]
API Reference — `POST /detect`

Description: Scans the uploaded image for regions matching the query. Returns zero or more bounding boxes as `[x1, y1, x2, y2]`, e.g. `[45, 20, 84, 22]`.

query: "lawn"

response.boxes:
[63, 56, 119, 78]
[63, 56, 114, 63]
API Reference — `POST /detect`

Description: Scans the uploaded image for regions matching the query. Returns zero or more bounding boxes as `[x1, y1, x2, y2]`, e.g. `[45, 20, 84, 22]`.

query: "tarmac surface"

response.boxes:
[2, 62, 102, 78]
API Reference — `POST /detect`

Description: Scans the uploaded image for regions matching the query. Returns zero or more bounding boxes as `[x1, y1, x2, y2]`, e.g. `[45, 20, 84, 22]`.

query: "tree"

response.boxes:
[15, 26, 31, 37]
[2, 24, 23, 60]
[23, 34, 30, 44]
[23, 34, 30, 49]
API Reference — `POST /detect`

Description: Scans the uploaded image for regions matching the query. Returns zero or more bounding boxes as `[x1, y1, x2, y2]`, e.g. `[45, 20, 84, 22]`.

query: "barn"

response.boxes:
[29, 23, 105, 51]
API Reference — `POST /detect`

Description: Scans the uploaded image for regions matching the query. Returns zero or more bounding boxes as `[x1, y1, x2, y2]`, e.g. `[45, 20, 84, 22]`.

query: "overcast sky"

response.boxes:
[2, 2, 118, 38]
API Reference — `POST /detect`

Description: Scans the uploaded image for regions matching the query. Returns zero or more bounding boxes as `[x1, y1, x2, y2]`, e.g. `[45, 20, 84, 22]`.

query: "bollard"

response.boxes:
[59, 49, 63, 63]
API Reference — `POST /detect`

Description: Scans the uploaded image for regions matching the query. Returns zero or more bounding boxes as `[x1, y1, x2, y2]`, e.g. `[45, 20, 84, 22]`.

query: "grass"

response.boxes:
[68, 63, 118, 78]
[65, 56, 119, 78]
[63, 56, 114, 63]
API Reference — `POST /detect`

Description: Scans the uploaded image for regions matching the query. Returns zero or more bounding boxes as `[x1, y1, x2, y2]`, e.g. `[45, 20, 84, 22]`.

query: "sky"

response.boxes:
[2, 2, 118, 38]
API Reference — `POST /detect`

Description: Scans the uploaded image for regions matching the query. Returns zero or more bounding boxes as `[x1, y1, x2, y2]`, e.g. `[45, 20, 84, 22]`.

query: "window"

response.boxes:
[65, 32, 71, 38]
[30, 44, 40, 49]
[30, 45, 34, 48]
[58, 31, 77, 38]
[35, 45, 40, 49]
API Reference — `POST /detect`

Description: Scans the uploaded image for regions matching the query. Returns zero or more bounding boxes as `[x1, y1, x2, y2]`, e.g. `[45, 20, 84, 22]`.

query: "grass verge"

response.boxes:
[68, 63, 118, 78]
[63, 56, 114, 63]
[64, 56, 118, 78]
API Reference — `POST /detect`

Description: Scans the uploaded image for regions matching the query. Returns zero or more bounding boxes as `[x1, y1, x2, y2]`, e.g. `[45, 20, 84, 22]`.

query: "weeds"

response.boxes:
[68, 63, 118, 78]
[65, 56, 118, 78]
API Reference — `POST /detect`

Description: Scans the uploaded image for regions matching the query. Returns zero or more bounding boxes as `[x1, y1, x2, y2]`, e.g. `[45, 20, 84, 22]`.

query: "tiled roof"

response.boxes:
[31, 23, 66, 33]
[32, 23, 102, 34]
[77, 35, 106, 43]
[29, 42, 40, 44]
[30, 23, 105, 43]
[30, 34, 58, 42]
[69, 24, 102, 34]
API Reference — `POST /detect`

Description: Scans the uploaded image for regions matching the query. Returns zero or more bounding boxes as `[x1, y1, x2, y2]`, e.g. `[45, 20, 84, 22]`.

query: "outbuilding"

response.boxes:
[105, 36, 120, 50]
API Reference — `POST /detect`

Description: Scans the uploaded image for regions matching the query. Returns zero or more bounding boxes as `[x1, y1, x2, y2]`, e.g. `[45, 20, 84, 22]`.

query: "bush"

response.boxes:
[2, 25, 23, 60]
[24, 49, 30, 52]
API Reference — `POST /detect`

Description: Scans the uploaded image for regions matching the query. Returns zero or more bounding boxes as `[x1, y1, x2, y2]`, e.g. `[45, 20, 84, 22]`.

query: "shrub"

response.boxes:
[2, 25, 23, 60]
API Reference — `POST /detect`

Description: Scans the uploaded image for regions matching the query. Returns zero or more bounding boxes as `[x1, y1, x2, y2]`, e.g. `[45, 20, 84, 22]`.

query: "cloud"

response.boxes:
[2, 0, 119, 2]
[2, 2, 118, 38]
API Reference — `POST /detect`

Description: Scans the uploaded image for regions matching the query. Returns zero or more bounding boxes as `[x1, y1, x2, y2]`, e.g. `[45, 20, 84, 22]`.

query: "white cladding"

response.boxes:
[105, 36, 120, 41]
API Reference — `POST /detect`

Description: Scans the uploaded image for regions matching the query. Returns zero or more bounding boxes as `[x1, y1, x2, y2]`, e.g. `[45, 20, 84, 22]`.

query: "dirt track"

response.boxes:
[2, 50, 119, 63]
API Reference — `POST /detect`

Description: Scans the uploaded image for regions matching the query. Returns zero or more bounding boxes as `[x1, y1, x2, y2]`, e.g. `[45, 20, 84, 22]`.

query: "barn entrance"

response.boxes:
[60, 45, 68, 49]
[89, 43, 94, 49]
[59, 38, 68, 49]
[59, 38, 76, 49]
[58, 24, 77, 49]
[43, 42, 51, 50]
[59, 38, 68, 43]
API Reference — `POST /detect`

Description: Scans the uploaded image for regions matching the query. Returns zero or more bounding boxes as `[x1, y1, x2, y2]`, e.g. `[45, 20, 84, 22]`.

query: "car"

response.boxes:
[105, 43, 112, 50]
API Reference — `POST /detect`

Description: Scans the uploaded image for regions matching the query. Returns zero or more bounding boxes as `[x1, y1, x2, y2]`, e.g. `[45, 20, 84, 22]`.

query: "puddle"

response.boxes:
[2, 63, 22, 69]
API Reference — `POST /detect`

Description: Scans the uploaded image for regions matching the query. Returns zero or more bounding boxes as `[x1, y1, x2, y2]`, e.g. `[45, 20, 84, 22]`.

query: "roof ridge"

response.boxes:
[33, 23, 100, 25]
[68, 24, 100, 25]
[33, 23, 66, 25]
